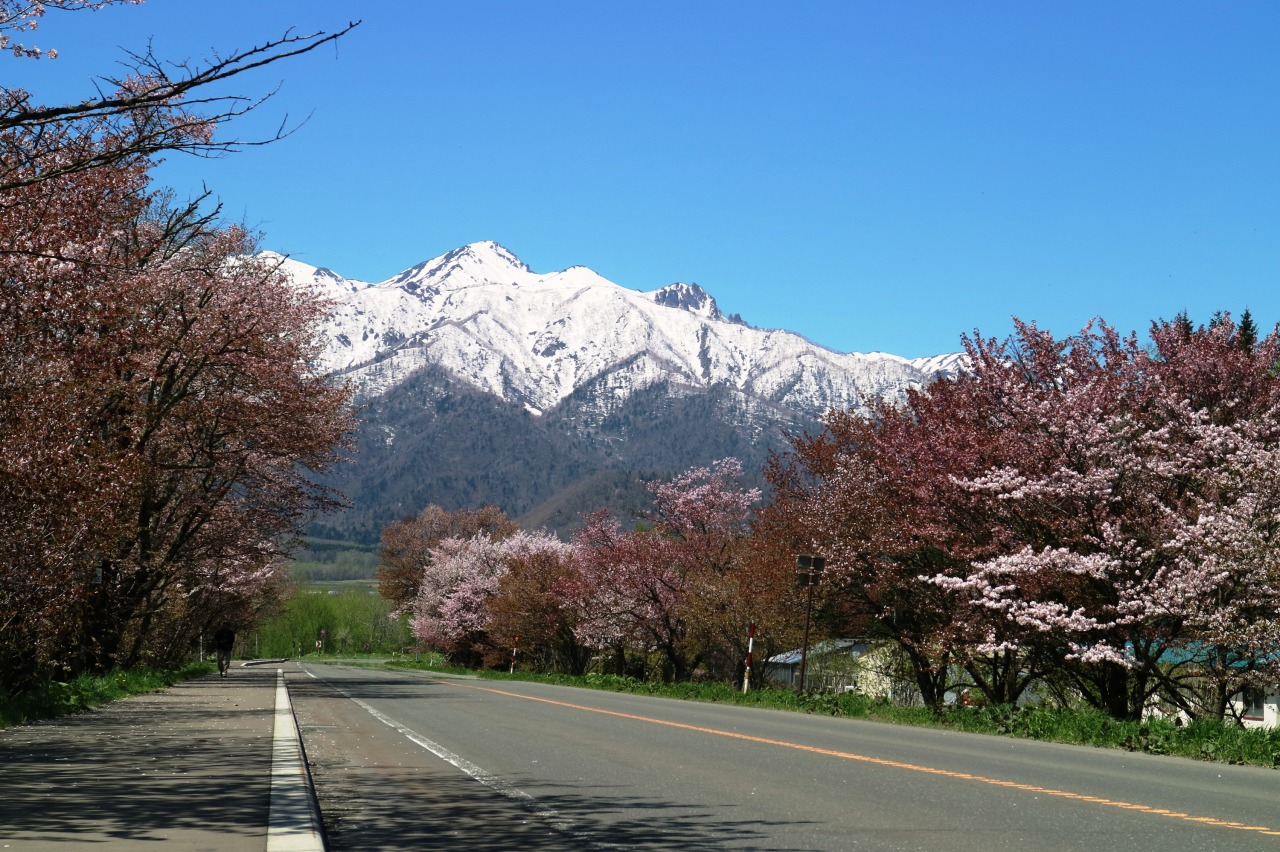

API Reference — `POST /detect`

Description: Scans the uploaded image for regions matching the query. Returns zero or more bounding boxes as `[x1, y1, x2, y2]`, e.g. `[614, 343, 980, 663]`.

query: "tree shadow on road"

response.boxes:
[313, 758, 816, 851]
[291, 670, 464, 703]
[0, 668, 277, 845]
[292, 668, 818, 850]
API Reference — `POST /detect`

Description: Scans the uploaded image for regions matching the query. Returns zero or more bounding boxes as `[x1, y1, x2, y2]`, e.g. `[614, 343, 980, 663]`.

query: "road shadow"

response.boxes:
[0, 669, 275, 844]
[313, 762, 816, 852]
[292, 668, 817, 850]
[288, 669, 465, 703]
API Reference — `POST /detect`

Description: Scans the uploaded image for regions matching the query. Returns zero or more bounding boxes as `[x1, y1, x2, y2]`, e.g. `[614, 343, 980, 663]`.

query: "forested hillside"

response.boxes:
[310, 365, 810, 543]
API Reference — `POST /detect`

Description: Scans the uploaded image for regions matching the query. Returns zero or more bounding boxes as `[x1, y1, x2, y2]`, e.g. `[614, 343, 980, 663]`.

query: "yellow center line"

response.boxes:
[443, 680, 1280, 838]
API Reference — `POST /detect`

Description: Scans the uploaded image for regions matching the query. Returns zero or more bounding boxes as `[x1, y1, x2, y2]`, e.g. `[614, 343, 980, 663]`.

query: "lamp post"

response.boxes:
[796, 554, 825, 692]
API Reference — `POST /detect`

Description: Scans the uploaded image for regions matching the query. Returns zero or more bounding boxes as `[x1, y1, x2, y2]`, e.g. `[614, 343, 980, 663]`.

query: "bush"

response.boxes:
[0, 661, 214, 728]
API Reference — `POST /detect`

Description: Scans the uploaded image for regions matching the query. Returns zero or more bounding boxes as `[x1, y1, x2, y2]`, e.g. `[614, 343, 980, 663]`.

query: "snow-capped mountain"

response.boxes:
[274, 241, 969, 540]
[272, 240, 962, 418]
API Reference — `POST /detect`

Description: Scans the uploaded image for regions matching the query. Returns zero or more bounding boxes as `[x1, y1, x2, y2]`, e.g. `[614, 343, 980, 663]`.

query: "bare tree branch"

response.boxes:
[0, 21, 360, 192]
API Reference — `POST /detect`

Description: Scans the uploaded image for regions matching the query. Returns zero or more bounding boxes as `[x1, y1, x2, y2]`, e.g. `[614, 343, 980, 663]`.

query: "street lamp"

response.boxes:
[796, 554, 825, 692]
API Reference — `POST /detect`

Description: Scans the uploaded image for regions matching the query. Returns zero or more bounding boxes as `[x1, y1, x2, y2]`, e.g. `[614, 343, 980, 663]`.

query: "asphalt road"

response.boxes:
[288, 663, 1280, 851]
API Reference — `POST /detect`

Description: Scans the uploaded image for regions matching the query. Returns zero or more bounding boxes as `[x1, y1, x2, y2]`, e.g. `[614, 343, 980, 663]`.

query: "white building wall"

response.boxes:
[1240, 688, 1280, 729]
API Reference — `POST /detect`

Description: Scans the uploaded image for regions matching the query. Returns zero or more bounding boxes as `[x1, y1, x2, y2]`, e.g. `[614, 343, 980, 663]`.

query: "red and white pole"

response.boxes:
[510, 635, 520, 674]
[742, 622, 756, 694]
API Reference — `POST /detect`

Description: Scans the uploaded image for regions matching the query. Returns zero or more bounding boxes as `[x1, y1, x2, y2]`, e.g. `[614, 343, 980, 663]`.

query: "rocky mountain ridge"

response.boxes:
[275, 241, 965, 540]
[274, 240, 963, 419]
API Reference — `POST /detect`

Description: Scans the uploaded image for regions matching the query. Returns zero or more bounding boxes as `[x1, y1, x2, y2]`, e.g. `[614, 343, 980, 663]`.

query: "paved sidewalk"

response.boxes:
[0, 663, 320, 851]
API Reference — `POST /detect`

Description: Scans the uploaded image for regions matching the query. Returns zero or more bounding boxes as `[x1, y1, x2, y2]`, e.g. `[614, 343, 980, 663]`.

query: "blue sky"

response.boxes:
[12, 1, 1280, 358]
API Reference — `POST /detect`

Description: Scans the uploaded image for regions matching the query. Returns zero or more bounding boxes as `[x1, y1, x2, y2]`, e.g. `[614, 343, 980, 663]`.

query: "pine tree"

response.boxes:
[1238, 308, 1258, 353]
[1173, 310, 1194, 340]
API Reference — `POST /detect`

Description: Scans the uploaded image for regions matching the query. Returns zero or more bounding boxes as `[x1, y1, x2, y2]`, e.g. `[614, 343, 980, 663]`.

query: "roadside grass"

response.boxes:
[386, 659, 1280, 769]
[940, 704, 1280, 767]
[0, 661, 215, 728]
[384, 651, 472, 677]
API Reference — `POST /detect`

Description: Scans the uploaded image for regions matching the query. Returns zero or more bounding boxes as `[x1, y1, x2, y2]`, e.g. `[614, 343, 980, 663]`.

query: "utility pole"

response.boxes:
[796, 554, 825, 692]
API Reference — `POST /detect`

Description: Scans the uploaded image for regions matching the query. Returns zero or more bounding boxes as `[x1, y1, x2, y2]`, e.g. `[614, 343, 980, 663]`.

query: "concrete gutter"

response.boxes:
[267, 668, 327, 852]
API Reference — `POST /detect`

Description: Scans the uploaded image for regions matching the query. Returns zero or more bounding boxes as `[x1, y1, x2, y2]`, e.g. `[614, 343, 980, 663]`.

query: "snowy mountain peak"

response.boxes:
[284, 242, 961, 418]
[445, 240, 529, 274]
[651, 282, 722, 321]
[380, 240, 531, 294]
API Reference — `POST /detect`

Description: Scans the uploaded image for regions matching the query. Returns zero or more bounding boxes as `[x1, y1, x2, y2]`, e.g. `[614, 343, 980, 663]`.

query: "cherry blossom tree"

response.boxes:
[486, 539, 587, 674]
[0, 2, 359, 688]
[650, 458, 768, 681]
[763, 405, 973, 709]
[765, 314, 1280, 718]
[377, 505, 518, 610]
[568, 459, 763, 683]
[408, 530, 568, 667]
[2, 2, 141, 59]
[567, 509, 681, 678]
[930, 317, 1280, 720]
[880, 314, 1280, 711]
[0, 165, 354, 684]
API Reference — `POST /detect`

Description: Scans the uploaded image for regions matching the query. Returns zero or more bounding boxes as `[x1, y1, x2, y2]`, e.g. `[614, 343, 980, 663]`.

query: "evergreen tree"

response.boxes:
[1238, 308, 1258, 353]
[1173, 310, 1194, 340]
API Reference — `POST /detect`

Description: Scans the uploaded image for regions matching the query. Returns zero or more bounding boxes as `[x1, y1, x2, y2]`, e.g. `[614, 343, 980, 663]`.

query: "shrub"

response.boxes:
[0, 661, 214, 728]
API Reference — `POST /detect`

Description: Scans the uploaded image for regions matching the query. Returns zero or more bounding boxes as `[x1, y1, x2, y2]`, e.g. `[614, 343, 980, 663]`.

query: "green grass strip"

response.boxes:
[0, 661, 216, 728]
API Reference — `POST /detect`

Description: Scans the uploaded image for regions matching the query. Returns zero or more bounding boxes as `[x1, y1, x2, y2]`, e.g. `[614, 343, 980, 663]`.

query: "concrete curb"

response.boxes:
[267, 668, 327, 852]
[241, 658, 290, 667]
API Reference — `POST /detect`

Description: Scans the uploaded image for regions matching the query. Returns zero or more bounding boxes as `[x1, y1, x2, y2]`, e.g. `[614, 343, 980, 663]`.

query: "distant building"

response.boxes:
[1229, 687, 1280, 729]
[766, 640, 886, 693]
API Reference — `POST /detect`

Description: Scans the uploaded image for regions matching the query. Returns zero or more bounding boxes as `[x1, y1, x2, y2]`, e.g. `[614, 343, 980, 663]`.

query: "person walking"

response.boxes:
[213, 622, 236, 677]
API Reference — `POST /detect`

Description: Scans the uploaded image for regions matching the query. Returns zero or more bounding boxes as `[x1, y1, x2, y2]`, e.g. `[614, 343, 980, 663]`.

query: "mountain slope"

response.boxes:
[280, 242, 963, 540]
